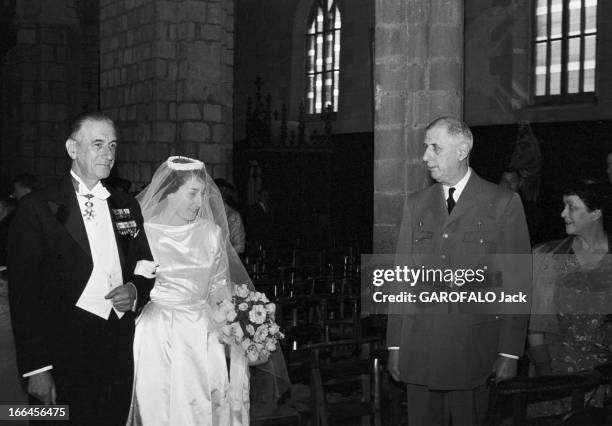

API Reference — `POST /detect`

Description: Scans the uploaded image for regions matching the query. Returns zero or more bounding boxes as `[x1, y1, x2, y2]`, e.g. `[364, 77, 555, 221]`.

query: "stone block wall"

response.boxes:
[100, 0, 234, 189]
[373, 0, 463, 253]
[1, 0, 98, 184]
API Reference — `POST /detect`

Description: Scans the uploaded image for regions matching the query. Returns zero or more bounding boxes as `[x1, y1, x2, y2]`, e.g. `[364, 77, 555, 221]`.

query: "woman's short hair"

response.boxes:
[562, 178, 610, 214]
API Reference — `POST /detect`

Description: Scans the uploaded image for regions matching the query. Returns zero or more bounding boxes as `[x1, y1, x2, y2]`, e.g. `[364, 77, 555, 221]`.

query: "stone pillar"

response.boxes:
[373, 0, 464, 253]
[1, 0, 92, 183]
[100, 0, 234, 188]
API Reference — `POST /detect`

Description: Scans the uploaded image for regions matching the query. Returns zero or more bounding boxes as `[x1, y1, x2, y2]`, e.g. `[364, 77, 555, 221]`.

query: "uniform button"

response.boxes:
[440, 254, 446, 259]
[442, 233, 448, 239]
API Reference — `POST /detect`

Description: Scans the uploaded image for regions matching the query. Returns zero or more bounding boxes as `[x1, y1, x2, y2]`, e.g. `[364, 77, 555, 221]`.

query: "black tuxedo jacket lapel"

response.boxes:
[106, 190, 129, 276]
[56, 176, 93, 264]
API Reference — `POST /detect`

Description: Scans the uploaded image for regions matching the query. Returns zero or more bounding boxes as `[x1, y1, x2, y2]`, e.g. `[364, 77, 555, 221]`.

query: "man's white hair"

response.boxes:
[427, 117, 473, 152]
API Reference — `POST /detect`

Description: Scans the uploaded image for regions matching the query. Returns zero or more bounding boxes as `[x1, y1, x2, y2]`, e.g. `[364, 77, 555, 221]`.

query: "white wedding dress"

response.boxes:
[127, 220, 249, 426]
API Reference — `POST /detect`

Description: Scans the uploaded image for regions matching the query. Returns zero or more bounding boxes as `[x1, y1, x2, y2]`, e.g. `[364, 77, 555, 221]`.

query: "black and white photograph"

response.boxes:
[1, 0, 612, 425]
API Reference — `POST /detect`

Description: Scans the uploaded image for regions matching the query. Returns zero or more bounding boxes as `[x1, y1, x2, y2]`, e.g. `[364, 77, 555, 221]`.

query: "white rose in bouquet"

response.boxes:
[238, 302, 249, 311]
[265, 339, 277, 352]
[248, 291, 263, 302]
[235, 284, 250, 298]
[269, 324, 280, 335]
[249, 305, 267, 324]
[253, 325, 269, 343]
[265, 303, 276, 314]
[241, 338, 252, 352]
[246, 324, 255, 336]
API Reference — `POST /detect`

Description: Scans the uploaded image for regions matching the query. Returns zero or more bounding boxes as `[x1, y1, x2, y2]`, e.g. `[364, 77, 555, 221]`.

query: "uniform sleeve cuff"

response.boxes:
[23, 365, 53, 377]
[388, 347, 400, 350]
[499, 352, 519, 360]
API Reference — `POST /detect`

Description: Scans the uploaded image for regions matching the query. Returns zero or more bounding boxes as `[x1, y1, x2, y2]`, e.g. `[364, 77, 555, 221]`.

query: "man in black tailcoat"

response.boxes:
[8, 111, 155, 425]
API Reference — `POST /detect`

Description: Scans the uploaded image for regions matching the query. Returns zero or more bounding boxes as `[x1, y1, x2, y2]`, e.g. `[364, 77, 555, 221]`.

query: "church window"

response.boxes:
[306, 0, 341, 114]
[534, 0, 597, 97]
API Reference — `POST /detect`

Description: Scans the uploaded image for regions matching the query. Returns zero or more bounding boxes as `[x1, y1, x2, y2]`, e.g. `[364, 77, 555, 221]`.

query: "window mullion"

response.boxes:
[560, 0, 569, 95]
[323, 17, 329, 111]
[579, 0, 585, 92]
[546, 0, 552, 95]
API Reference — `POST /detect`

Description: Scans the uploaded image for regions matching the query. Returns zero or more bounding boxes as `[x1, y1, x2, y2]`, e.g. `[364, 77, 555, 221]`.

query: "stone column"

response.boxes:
[373, 0, 464, 252]
[100, 0, 234, 188]
[1, 0, 89, 182]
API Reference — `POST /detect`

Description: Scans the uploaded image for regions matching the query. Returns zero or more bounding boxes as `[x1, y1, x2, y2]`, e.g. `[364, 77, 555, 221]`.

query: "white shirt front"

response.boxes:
[71, 171, 124, 320]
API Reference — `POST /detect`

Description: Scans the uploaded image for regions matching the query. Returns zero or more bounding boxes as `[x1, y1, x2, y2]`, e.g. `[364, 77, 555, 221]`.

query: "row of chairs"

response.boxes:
[251, 289, 383, 424]
[487, 363, 612, 425]
[248, 244, 385, 425]
[245, 245, 361, 283]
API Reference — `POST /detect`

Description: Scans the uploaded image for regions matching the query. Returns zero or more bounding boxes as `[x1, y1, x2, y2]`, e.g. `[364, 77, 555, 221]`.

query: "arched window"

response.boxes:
[305, 0, 341, 114]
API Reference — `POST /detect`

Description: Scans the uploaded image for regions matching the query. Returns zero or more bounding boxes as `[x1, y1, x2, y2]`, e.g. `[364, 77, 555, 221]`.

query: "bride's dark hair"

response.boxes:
[159, 169, 207, 200]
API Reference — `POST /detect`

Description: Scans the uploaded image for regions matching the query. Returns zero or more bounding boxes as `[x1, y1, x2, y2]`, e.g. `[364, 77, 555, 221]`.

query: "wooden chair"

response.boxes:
[278, 266, 305, 296]
[305, 337, 382, 426]
[321, 296, 360, 340]
[253, 279, 283, 299]
[486, 371, 605, 425]
[251, 410, 305, 426]
[296, 248, 325, 279]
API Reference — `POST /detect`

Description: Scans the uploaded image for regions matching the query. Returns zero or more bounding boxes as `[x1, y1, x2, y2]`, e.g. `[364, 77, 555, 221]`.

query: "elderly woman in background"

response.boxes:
[528, 179, 612, 413]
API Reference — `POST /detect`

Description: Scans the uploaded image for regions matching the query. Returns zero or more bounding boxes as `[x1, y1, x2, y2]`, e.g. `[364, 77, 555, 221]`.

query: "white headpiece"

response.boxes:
[166, 156, 205, 171]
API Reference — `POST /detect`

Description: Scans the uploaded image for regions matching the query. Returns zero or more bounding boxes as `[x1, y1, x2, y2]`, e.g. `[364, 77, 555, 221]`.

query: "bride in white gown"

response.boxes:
[127, 156, 259, 426]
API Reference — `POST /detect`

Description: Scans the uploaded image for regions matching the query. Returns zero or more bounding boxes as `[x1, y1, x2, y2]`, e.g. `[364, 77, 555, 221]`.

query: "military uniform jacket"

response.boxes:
[386, 171, 531, 390]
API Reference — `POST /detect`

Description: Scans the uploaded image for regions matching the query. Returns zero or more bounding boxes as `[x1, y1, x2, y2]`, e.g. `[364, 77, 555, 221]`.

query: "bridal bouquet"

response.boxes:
[214, 284, 284, 362]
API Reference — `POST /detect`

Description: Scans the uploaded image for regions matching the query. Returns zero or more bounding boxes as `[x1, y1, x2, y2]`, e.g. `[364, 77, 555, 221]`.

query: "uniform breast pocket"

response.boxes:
[462, 231, 497, 254]
[412, 230, 434, 253]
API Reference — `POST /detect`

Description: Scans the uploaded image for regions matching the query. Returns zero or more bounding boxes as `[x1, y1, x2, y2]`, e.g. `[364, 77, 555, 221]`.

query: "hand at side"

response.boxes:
[387, 349, 401, 382]
[492, 356, 517, 384]
[28, 371, 56, 404]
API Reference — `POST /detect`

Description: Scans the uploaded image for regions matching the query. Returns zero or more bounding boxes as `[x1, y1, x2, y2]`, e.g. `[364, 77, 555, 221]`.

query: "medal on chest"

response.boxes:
[83, 194, 95, 220]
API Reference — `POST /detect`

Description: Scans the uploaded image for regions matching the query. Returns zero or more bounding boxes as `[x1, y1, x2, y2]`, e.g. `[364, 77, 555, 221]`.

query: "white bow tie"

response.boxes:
[77, 183, 110, 200]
